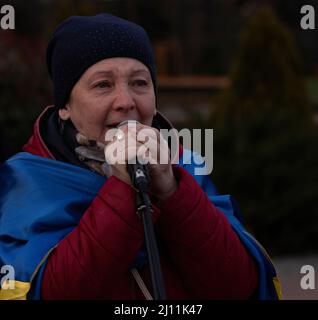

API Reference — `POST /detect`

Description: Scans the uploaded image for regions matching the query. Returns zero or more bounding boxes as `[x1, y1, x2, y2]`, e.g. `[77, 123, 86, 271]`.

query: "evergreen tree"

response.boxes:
[211, 6, 318, 255]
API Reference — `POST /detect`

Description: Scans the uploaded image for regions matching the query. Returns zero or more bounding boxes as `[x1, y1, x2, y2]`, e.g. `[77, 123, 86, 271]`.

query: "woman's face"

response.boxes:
[59, 57, 156, 142]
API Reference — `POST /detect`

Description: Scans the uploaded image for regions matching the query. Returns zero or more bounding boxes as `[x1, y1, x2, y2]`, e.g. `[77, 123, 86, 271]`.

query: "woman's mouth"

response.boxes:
[106, 120, 140, 129]
[106, 124, 119, 129]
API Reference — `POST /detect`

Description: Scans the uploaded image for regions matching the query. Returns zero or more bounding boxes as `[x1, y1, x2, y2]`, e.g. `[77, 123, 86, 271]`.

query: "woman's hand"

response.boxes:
[74, 133, 110, 176]
[104, 122, 177, 202]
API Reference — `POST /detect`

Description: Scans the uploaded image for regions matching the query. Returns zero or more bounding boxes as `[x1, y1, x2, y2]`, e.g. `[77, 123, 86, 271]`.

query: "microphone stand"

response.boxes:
[128, 163, 166, 300]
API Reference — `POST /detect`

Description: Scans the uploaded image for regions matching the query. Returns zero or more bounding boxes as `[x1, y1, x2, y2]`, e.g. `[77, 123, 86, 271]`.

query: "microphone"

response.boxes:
[116, 121, 166, 299]
[116, 120, 149, 193]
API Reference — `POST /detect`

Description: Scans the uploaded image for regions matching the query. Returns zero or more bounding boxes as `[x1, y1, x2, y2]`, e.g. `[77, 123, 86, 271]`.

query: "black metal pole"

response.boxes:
[128, 163, 166, 300]
[137, 191, 166, 300]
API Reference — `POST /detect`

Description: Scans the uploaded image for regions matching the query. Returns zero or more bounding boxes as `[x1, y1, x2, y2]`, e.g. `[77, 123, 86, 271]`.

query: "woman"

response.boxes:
[0, 13, 281, 300]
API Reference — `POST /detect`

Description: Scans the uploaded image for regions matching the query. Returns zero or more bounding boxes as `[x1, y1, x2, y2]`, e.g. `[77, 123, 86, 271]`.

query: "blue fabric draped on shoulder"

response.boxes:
[0, 151, 281, 300]
[0, 152, 106, 299]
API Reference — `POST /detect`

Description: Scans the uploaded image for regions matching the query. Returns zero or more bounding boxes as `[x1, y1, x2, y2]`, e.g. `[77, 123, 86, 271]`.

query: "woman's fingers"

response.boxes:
[76, 133, 90, 145]
[105, 132, 169, 165]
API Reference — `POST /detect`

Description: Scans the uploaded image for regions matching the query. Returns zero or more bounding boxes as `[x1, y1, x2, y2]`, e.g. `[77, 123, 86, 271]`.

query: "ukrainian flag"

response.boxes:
[0, 151, 281, 300]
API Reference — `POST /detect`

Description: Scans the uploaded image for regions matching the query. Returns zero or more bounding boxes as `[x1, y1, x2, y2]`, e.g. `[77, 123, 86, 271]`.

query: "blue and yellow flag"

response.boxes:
[0, 151, 282, 300]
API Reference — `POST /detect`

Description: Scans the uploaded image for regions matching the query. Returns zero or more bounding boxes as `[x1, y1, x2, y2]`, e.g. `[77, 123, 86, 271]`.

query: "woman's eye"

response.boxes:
[95, 81, 111, 88]
[133, 80, 148, 87]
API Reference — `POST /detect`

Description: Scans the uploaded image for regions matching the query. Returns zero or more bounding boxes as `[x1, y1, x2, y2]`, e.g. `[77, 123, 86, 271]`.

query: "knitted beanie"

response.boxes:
[46, 13, 157, 109]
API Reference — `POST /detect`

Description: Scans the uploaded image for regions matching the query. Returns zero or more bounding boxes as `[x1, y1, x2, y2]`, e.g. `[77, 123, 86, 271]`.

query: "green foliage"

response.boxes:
[210, 7, 318, 255]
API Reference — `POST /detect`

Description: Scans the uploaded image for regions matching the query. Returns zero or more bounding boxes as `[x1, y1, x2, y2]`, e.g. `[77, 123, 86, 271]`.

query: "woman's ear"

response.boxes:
[58, 105, 71, 120]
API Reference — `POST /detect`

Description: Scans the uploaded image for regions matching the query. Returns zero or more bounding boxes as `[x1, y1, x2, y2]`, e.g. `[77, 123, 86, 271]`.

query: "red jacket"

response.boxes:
[23, 108, 258, 299]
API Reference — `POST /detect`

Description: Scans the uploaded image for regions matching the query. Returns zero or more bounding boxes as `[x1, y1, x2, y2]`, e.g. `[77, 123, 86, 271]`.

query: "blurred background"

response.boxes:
[1, 0, 318, 299]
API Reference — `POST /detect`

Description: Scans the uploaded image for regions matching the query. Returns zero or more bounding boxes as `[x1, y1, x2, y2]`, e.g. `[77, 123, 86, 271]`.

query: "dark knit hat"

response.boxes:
[47, 13, 157, 109]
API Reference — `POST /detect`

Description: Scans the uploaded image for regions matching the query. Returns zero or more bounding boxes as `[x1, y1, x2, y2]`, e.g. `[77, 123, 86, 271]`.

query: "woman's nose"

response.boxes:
[112, 85, 136, 112]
